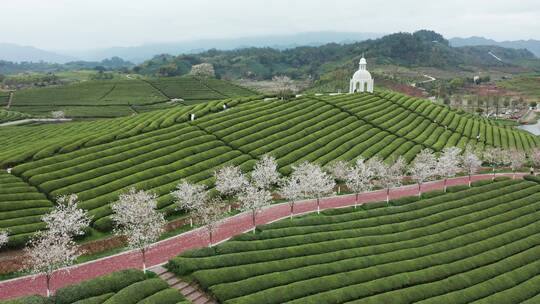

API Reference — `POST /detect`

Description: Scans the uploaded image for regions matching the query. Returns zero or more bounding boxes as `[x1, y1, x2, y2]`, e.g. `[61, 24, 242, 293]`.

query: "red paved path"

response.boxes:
[0, 173, 525, 300]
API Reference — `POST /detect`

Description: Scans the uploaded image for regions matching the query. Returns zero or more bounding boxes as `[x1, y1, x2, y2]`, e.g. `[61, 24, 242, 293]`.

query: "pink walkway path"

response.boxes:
[0, 173, 524, 300]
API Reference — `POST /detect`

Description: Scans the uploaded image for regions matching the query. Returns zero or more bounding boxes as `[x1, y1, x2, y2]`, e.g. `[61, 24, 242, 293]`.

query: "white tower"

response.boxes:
[349, 56, 374, 93]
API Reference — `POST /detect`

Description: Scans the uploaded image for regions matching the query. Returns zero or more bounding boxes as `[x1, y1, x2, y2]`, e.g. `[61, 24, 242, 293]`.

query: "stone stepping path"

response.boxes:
[151, 265, 217, 304]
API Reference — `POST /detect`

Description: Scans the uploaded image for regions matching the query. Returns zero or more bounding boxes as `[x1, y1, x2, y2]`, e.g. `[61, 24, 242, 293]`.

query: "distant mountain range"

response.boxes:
[0, 43, 76, 64]
[62, 32, 384, 63]
[450, 37, 540, 57]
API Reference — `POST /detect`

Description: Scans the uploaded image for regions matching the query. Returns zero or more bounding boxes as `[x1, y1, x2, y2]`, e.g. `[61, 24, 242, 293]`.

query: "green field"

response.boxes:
[9, 76, 257, 118]
[0, 110, 31, 123]
[0, 91, 537, 246]
[0, 269, 187, 304]
[166, 177, 540, 303]
[499, 75, 540, 99]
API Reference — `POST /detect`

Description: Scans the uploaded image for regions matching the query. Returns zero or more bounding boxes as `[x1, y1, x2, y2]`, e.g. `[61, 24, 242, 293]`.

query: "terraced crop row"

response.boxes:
[0, 269, 187, 304]
[0, 109, 31, 123]
[5, 93, 538, 233]
[147, 76, 256, 102]
[166, 178, 540, 303]
[0, 171, 53, 247]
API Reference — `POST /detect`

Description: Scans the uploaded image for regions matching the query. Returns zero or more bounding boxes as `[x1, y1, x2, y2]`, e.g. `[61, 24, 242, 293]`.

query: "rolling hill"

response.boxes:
[8, 76, 257, 118]
[0, 91, 537, 247]
[167, 177, 540, 303]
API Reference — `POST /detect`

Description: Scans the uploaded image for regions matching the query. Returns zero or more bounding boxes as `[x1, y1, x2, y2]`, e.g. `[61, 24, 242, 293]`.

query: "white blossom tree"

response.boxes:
[483, 147, 503, 180]
[215, 165, 248, 197]
[272, 75, 295, 99]
[409, 148, 437, 196]
[0, 230, 8, 248]
[111, 188, 166, 273]
[436, 147, 462, 192]
[43, 194, 91, 238]
[189, 63, 215, 78]
[528, 148, 540, 175]
[378, 156, 406, 203]
[25, 232, 81, 297]
[508, 149, 526, 179]
[279, 176, 303, 219]
[345, 158, 374, 208]
[193, 198, 225, 246]
[292, 162, 335, 214]
[325, 160, 350, 194]
[238, 185, 272, 232]
[171, 181, 207, 227]
[51, 110, 65, 119]
[251, 155, 280, 190]
[461, 146, 483, 186]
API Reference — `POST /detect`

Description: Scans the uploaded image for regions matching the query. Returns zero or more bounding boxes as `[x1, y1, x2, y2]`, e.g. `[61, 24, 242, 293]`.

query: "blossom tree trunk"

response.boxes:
[141, 248, 147, 273]
[386, 187, 390, 204]
[317, 197, 321, 214]
[289, 202, 295, 219]
[443, 178, 448, 192]
[46, 273, 51, 298]
[418, 182, 422, 197]
[355, 193, 359, 208]
[252, 210, 256, 233]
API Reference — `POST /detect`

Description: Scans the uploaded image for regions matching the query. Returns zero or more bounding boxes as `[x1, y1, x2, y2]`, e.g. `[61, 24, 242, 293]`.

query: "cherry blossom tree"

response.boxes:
[325, 160, 349, 194]
[43, 194, 91, 238]
[215, 165, 248, 197]
[25, 232, 81, 297]
[189, 63, 215, 78]
[279, 176, 303, 219]
[193, 198, 226, 246]
[345, 158, 374, 208]
[51, 110, 65, 119]
[0, 230, 8, 248]
[409, 149, 438, 196]
[436, 147, 462, 192]
[251, 155, 280, 190]
[461, 146, 483, 186]
[483, 147, 503, 180]
[378, 156, 406, 203]
[528, 148, 540, 175]
[292, 162, 335, 214]
[171, 181, 207, 227]
[238, 185, 272, 232]
[508, 149, 526, 179]
[111, 188, 166, 273]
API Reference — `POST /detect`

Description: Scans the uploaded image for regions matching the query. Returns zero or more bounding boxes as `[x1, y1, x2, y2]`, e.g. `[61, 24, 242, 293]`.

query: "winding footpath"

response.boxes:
[0, 173, 525, 300]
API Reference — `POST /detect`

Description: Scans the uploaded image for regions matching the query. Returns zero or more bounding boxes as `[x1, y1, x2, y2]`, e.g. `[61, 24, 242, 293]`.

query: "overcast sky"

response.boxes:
[2, 0, 540, 50]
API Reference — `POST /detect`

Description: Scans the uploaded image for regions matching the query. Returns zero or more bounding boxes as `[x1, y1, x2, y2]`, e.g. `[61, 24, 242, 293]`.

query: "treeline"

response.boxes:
[134, 30, 537, 80]
[0, 56, 134, 75]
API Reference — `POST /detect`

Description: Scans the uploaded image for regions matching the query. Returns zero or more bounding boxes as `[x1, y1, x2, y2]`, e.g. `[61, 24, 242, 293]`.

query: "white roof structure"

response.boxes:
[349, 56, 374, 93]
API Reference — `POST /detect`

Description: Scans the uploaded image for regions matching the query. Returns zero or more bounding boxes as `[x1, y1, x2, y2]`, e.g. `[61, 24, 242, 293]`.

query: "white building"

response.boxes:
[349, 56, 374, 93]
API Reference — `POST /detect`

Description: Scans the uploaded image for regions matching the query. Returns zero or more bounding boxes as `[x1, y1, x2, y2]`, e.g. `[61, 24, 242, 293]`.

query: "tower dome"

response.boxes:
[349, 56, 374, 93]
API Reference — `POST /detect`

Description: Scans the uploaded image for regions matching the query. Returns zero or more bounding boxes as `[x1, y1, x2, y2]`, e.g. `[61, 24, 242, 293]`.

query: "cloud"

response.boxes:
[1, 0, 539, 50]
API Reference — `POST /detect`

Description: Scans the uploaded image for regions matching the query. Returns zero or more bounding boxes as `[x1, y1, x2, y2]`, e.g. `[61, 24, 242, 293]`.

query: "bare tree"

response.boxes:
[409, 149, 437, 196]
[189, 63, 215, 78]
[528, 148, 540, 175]
[0, 230, 8, 248]
[43, 194, 91, 238]
[171, 181, 207, 227]
[292, 162, 335, 214]
[111, 188, 166, 273]
[325, 160, 350, 194]
[345, 158, 374, 208]
[215, 165, 248, 197]
[436, 147, 462, 192]
[461, 146, 483, 186]
[25, 232, 81, 297]
[251, 154, 280, 190]
[508, 150, 526, 179]
[238, 185, 272, 232]
[378, 156, 406, 203]
[279, 176, 303, 219]
[483, 147, 503, 180]
[193, 198, 226, 247]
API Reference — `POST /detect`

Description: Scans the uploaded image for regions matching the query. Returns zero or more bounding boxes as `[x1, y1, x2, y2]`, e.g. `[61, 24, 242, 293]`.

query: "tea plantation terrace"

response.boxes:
[0, 91, 538, 247]
[166, 177, 540, 303]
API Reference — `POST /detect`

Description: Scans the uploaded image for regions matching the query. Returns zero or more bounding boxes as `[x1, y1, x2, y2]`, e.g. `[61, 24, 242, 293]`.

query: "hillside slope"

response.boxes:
[167, 178, 540, 303]
[9, 76, 257, 118]
[0, 91, 537, 244]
